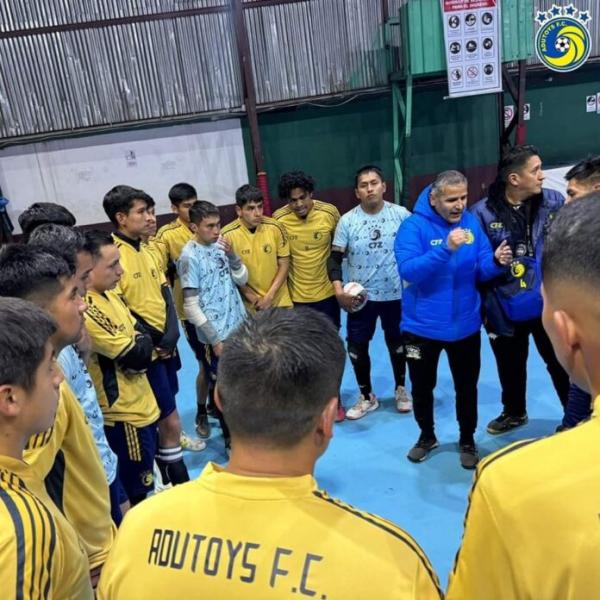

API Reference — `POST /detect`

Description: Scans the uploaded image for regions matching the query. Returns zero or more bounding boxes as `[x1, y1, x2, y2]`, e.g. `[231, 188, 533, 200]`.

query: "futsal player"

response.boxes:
[222, 184, 292, 310]
[98, 309, 443, 600]
[178, 200, 248, 449]
[328, 165, 412, 419]
[0, 297, 94, 599]
[103, 185, 191, 487]
[150, 183, 212, 440]
[0, 244, 115, 582]
[274, 170, 345, 421]
[447, 192, 600, 599]
[84, 230, 161, 505]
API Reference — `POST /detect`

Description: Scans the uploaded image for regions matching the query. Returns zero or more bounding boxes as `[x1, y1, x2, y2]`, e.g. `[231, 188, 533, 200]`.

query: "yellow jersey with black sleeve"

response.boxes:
[112, 232, 179, 353]
[151, 218, 194, 320]
[273, 200, 340, 303]
[447, 395, 600, 600]
[0, 455, 94, 600]
[23, 381, 116, 571]
[84, 289, 160, 428]
[221, 217, 292, 308]
[97, 462, 442, 600]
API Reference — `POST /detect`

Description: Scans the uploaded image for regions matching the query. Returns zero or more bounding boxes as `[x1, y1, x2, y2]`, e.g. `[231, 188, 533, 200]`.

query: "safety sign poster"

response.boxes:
[441, 0, 502, 98]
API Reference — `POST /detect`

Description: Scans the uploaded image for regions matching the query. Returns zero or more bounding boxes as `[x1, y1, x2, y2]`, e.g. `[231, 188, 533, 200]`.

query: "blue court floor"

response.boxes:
[175, 320, 564, 590]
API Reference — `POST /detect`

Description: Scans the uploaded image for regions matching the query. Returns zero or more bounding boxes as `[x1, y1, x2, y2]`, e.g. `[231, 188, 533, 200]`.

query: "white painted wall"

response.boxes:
[0, 119, 249, 233]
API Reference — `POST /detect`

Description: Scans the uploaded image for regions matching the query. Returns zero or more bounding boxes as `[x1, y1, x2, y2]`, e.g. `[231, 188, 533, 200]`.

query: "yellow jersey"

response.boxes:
[447, 396, 600, 600]
[221, 217, 292, 308]
[98, 462, 442, 599]
[0, 455, 94, 599]
[150, 218, 194, 320]
[85, 289, 160, 428]
[23, 382, 116, 570]
[112, 233, 168, 337]
[273, 200, 340, 302]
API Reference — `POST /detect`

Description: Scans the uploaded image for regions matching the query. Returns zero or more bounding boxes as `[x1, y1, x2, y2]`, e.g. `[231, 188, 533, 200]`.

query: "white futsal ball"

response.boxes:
[343, 281, 368, 312]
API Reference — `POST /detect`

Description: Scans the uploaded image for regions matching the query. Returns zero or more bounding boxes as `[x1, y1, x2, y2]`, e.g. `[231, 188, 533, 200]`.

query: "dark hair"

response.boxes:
[18, 203, 76, 240]
[28, 224, 86, 275]
[278, 171, 316, 200]
[0, 244, 71, 303]
[565, 155, 600, 185]
[0, 297, 57, 392]
[235, 184, 263, 207]
[542, 191, 600, 291]
[189, 201, 220, 225]
[169, 183, 197, 206]
[354, 165, 384, 188]
[103, 185, 154, 226]
[217, 308, 345, 447]
[84, 230, 115, 259]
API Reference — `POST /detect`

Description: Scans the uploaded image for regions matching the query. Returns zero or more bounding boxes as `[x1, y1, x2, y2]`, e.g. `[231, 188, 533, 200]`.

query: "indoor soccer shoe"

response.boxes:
[486, 412, 529, 435]
[346, 393, 379, 420]
[407, 435, 439, 463]
[395, 385, 413, 413]
[180, 431, 206, 452]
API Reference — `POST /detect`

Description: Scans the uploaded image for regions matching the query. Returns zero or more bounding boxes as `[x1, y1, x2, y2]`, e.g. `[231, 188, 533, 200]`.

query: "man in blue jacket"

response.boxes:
[471, 145, 570, 434]
[395, 171, 512, 468]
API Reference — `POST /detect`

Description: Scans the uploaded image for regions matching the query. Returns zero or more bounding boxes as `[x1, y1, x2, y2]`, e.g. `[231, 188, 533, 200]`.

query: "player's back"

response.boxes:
[0, 456, 94, 599]
[448, 402, 600, 600]
[98, 462, 442, 599]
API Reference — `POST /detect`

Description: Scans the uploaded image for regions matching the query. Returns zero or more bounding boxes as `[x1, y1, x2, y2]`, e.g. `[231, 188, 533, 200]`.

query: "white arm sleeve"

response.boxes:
[231, 263, 248, 286]
[183, 291, 220, 345]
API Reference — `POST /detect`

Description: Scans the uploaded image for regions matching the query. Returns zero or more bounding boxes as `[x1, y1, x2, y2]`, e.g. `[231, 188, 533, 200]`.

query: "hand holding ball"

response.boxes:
[343, 282, 368, 312]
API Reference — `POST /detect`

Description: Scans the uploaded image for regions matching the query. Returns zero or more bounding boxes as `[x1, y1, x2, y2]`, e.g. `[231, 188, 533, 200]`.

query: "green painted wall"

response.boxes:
[243, 63, 600, 201]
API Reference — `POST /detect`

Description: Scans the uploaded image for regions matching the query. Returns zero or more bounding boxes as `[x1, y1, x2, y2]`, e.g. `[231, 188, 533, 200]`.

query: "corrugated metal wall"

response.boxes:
[0, 0, 598, 140]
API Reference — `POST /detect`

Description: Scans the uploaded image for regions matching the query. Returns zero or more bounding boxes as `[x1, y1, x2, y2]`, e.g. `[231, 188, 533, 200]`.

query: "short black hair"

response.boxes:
[0, 297, 57, 392]
[497, 144, 540, 182]
[235, 184, 263, 208]
[278, 171, 316, 200]
[169, 183, 197, 206]
[28, 224, 86, 275]
[217, 308, 345, 448]
[0, 244, 71, 304]
[189, 201, 220, 225]
[84, 230, 115, 259]
[565, 155, 600, 185]
[18, 203, 76, 240]
[354, 165, 384, 188]
[103, 185, 154, 226]
[542, 191, 600, 291]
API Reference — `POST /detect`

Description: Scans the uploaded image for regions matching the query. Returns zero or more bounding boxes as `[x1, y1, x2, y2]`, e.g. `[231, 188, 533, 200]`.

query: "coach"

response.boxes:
[395, 171, 512, 469]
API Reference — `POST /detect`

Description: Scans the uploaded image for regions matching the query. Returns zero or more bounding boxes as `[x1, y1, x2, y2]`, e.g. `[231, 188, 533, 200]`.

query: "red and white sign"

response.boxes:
[441, 0, 502, 98]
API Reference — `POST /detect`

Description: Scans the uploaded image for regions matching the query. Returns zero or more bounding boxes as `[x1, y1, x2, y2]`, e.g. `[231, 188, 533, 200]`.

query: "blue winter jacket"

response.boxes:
[394, 185, 504, 342]
[470, 188, 564, 335]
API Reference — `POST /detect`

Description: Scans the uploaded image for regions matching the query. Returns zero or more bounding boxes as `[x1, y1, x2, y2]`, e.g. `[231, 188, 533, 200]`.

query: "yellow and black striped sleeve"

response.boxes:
[0, 478, 57, 599]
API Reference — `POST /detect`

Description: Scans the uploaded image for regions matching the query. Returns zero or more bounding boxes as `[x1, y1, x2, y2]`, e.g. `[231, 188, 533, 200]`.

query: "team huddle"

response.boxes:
[0, 148, 599, 598]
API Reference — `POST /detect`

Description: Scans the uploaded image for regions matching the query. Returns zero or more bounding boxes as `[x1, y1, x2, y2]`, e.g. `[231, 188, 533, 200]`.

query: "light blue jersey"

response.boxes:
[333, 201, 411, 301]
[58, 345, 118, 485]
[177, 240, 247, 343]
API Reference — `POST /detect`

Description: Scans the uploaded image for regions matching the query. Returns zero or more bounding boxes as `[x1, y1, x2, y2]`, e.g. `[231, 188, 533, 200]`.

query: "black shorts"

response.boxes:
[105, 421, 157, 500]
[182, 319, 206, 364]
[146, 357, 179, 420]
[346, 299, 402, 344]
[294, 295, 341, 330]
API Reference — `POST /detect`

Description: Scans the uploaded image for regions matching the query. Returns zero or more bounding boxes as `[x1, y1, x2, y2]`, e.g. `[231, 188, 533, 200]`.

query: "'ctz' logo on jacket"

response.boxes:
[368, 229, 383, 249]
[430, 239, 444, 246]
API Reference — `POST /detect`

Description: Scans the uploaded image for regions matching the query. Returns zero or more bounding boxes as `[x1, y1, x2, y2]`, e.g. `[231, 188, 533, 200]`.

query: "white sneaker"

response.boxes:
[180, 431, 206, 452]
[346, 393, 379, 420]
[395, 386, 413, 413]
